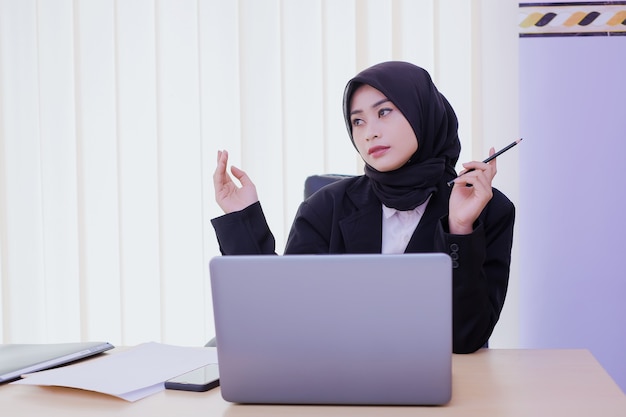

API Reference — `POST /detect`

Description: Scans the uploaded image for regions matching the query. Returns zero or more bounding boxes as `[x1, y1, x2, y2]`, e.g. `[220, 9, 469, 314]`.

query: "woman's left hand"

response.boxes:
[448, 147, 497, 234]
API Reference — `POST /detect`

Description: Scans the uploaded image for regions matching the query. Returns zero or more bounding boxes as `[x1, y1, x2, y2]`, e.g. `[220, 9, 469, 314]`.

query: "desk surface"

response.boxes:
[2, 349, 625, 416]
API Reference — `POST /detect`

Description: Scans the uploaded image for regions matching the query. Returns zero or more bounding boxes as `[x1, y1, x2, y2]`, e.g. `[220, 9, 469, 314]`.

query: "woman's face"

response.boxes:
[349, 84, 418, 172]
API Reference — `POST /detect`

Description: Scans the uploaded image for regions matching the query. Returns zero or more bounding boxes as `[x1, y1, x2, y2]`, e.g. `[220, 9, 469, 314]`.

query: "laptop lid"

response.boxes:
[0, 341, 114, 384]
[210, 253, 452, 405]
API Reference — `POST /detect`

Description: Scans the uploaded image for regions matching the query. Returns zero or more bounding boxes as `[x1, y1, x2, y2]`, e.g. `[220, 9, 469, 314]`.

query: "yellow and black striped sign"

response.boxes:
[520, 2, 626, 37]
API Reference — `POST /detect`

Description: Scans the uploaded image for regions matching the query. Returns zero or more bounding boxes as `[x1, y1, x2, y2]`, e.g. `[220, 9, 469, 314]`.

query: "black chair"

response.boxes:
[303, 174, 354, 199]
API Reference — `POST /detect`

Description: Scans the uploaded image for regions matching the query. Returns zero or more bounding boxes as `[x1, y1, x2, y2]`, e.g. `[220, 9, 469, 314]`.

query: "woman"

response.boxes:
[211, 61, 515, 353]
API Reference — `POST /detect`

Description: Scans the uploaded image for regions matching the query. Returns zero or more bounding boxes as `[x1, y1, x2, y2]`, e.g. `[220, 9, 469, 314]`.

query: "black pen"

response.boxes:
[447, 138, 523, 187]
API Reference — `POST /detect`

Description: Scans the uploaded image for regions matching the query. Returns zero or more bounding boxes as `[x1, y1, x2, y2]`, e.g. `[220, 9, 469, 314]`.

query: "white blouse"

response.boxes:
[381, 195, 431, 254]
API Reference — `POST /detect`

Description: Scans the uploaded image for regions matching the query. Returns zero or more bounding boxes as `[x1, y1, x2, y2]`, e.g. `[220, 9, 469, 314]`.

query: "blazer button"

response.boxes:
[449, 243, 459, 268]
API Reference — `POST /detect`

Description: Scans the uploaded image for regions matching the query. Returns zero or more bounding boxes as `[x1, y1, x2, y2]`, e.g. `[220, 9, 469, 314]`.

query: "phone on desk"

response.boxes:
[165, 364, 220, 392]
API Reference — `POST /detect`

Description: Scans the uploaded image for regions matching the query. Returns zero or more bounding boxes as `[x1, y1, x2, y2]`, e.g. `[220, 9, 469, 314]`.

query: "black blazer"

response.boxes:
[211, 175, 515, 353]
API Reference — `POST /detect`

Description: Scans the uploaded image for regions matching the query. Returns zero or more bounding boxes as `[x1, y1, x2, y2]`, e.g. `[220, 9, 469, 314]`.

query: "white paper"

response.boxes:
[12, 342, 218, 402]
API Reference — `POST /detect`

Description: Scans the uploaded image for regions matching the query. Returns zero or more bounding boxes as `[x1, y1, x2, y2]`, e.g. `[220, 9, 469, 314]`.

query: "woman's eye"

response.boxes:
[351, 118, 363, 127]
[379, 108, 392, 117]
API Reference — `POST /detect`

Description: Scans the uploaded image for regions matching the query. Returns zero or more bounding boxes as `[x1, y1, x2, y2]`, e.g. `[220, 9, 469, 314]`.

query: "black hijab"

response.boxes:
[343, 61, 461, 211]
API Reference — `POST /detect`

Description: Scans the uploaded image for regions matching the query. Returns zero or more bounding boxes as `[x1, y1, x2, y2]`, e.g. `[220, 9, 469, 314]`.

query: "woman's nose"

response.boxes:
[365, 122, 380, 141]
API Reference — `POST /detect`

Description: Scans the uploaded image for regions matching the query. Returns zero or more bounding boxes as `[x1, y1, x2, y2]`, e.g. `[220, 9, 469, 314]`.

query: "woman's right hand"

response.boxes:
[213, 150, 259, 214]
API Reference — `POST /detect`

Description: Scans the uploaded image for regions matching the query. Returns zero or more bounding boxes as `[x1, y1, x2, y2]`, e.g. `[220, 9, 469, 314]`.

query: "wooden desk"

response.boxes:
[2, 349, 625, 416]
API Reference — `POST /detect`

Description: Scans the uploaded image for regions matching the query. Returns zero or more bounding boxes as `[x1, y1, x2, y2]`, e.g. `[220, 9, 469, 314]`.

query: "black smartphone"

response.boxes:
[165, 364, 220, 392]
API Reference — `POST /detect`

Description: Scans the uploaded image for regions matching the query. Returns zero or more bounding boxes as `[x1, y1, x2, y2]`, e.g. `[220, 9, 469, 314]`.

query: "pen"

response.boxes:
[447, 138, 523, 187]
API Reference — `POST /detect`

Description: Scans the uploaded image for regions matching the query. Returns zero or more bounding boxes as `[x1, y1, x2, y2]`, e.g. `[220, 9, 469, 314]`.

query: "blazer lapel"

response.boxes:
[339, 179, 382, 253]
[339, 207, 382, 253]
[405, 184, 450, 253]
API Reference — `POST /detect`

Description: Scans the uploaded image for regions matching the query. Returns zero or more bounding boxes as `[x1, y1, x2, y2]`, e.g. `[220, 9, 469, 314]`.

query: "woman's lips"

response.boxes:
[368, 146, 390, 157]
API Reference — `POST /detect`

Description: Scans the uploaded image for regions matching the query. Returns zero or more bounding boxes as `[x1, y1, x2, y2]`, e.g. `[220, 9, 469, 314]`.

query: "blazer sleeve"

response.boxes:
[435, 188, 515, 353]
[210, 202, 277, 255]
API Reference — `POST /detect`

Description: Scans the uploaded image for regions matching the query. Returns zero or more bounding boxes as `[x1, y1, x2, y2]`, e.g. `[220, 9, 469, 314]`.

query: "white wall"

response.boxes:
[519, 35, 626, 392]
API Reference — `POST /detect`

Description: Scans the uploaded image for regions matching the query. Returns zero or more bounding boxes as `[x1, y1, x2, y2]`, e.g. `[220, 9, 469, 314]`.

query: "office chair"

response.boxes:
[303, 174, 354, 199]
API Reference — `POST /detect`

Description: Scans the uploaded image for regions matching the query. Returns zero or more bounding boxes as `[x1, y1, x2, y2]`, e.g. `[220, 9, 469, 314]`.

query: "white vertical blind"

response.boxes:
[155, 0, 205, 345]
[393, 0, 435, 70]
[37, 0, 81, 343]
[435, 0, 475, 167]
[115, 0, 162, 345]
[0, 0, 520, 346]
[1, 0, 47, 342]
[319, 0, 358, 174]
[358, 0, 393, 67]
[281, 0, 325, 234]
[75, 0, 122, 342]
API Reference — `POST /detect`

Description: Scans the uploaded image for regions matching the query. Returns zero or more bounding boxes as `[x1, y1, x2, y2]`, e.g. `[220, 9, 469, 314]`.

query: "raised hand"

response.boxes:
[213, 150, 259, 214]
[448, 147, 497, 235]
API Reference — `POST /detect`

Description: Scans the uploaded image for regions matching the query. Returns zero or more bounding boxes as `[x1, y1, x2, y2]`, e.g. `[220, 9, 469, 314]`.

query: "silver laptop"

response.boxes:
[209, 253, 452, 405]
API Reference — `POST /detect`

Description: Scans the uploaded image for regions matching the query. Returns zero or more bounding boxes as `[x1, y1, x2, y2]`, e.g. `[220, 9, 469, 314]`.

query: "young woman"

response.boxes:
[211, 61, 515, 353]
